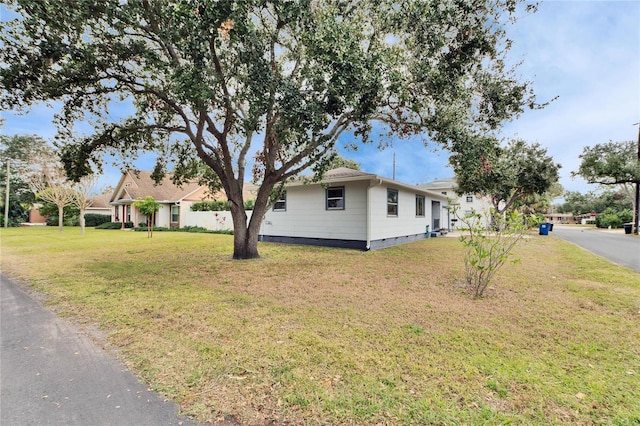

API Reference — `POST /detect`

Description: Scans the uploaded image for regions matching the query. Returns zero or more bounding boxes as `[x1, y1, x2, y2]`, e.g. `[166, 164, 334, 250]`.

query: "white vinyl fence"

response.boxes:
[185, 210, 255, 231]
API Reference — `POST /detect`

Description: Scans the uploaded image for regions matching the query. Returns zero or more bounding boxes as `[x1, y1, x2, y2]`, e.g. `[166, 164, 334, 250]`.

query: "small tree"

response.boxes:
[29, 162, 74, 232]
[132, 196, 161, 238]
[70, 175, 99, 235]
[452, 138, 561, 221]
[456, 207, 537, 298]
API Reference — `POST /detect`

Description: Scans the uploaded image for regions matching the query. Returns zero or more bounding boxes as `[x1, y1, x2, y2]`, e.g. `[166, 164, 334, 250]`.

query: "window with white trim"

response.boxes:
[387, 188, 398, 216]
[416, 195, 425, 217]
[171, 205, 179, 223]
[326, 186, 345, 210]
[273, 191, 287, 211]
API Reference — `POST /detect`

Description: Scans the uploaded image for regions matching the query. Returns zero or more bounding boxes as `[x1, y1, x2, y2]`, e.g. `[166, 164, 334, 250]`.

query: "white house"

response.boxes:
[259, 168, 449, 250]
[417, 178, 493, 230]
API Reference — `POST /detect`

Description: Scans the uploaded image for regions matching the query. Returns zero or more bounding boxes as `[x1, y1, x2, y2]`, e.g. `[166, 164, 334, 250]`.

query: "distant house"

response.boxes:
[87, 190, 113, 217]
[26, 204, 47, 225]
[109, 171, 215, 228]
[259, 168, 448, 250]
[544, 213, 576, 225]
[417, 178, 493, 229]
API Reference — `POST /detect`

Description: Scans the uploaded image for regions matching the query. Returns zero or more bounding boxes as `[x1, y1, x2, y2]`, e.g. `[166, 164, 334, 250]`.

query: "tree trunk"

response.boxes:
[229, 189, 270, 260]
[79, 207, 86, 235]
[57, 204, 64, 232]
[230, 203, 258, 259]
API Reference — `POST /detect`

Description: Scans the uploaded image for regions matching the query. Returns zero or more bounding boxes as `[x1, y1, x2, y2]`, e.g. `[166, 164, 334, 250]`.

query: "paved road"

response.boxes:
[551, 225, 640, 272]
[1, 274, 206, 426]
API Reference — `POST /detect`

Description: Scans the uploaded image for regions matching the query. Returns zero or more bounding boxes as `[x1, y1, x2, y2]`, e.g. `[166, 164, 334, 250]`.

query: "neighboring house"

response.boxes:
[544, 213, 575, 225]
[109, 171, 215, 228]
[86, 190, 113, 217]
[417, 178, 493, 230]
[259, 167, 448, 250]
[26, 204, 47, 225]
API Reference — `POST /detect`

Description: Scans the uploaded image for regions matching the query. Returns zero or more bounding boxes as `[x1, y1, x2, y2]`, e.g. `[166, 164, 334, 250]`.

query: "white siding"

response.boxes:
[261, 181, 368, 241]
[368, 185, 431, 241]
[449, 194, 493, 230]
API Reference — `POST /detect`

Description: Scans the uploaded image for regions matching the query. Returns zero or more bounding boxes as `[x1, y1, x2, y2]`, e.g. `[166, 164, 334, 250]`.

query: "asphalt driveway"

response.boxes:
[551, 225, 640, 272]
[1, 274, 205, 426]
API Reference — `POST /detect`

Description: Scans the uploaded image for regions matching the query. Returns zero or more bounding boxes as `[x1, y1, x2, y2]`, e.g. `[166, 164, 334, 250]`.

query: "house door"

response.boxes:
[431, 201, 441, 230]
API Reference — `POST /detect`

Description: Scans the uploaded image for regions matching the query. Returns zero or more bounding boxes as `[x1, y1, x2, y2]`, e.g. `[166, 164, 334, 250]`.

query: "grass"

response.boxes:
[1, 226, 639, 425]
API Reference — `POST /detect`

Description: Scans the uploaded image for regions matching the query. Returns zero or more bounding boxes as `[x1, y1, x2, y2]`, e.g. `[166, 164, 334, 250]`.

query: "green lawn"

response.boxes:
[1, 227, 639, 425]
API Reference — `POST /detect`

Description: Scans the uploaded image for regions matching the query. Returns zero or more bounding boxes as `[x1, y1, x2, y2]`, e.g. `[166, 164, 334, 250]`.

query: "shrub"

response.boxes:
[131, 225, 234, 235]
[46, 215, 58, 227]
[96, 222, 124, 229]
[191, 200, 229, 211]
[124, 221, 134, 229]
[190, 200, 254, 211]
[618, 209, 633, 224]
[46, 215, 79, 226]
[85, 214, 112, 227]
[457, 208, 535, 298]
[595, 208, 624, 228]
[180, 226, 211, 233]
[133, 226, 169, 232]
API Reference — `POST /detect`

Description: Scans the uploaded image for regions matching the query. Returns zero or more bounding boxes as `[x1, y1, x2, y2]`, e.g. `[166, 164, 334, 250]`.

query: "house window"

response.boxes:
[171, 205, 179, 223]
[416, 195, 425, 217]
[273, 191, 287, 211]
[114, 206, 119, 221]
[326, 186, 345, 210]
[441, 191, 447, 195]
[387, 188, 398, 216]
[466, 195, 473, 203]
[126, 205, 131, 222]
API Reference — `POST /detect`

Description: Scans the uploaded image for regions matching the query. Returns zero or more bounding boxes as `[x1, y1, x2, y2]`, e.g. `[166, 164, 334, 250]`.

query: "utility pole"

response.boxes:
[392, 152, 396, 180]
[634, 122, 639, 235]
[4, 161, 9, 228]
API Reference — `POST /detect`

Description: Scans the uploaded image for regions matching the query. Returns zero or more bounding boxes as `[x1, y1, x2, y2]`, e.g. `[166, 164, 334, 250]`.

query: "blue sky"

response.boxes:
[2, 1, 639, 197]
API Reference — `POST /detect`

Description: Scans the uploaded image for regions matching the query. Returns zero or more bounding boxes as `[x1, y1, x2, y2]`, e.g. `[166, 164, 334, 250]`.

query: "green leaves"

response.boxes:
[2, 0, 539, 257]
[452, 138, 561, 214]
[456, 207, 535, 298]
[575, 140, 640, 186]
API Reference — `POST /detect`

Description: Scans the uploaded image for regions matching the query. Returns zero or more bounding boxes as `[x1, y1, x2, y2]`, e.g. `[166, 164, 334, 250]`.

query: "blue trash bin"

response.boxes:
[539, 223, 549, 236]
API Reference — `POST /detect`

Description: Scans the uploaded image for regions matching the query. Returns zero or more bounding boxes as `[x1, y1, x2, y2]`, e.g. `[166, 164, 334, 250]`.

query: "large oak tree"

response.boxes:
[451, 138, 561, 216]
[1, 0, 539, 258]
[575, 140, 640, 233]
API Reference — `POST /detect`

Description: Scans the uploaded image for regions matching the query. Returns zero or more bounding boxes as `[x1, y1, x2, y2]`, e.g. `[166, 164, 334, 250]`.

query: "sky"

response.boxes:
[1, 1, 639, 199]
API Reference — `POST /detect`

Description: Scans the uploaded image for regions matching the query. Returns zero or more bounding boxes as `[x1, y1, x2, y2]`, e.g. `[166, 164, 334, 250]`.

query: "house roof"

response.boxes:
[323, 167, 373, 179]
[416, 177, 457, 191]
[88, 190, 112, 209]
[110, 171, 206, 204]
[287, 167, 448, 201]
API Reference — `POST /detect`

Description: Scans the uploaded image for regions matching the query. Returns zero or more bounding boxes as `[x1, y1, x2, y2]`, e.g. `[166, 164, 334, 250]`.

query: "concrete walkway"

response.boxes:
[1, 274, 205, 426]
